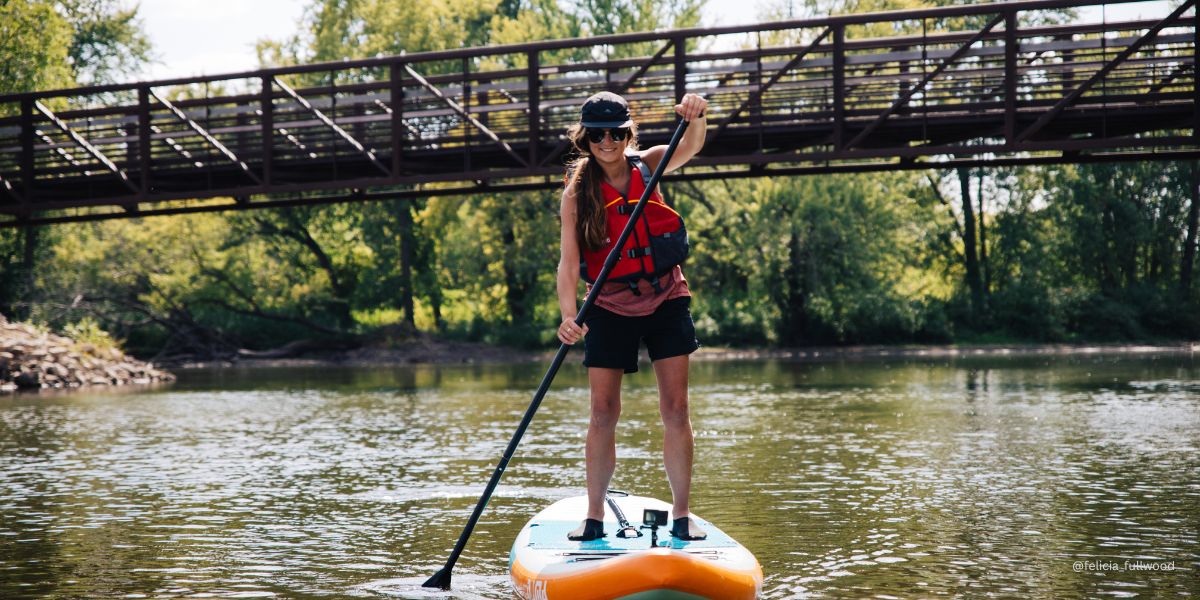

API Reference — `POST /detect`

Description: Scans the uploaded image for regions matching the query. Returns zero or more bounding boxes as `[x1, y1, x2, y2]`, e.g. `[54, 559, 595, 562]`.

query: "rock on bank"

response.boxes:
[0, 316, 174, 392]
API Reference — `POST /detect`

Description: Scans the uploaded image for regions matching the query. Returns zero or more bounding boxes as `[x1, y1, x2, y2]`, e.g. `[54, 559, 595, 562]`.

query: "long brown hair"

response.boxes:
[564, 122, 639, 252]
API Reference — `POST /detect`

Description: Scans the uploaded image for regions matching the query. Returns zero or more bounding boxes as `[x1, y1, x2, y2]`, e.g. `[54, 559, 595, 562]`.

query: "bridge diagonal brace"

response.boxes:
[149, 89, 262, 185]
[372, 99, 420, 136]
[0, 173, 22, 203]
[1147, 62, 1190, 95]
[847, 12, 1006, 150]
[980, 48, 1055, 101]
[404, 64, 529, 168]
[538, 40, 676, 168]
[38, 129, 82, 167]
[711, 27, 833, 144]
[618, 40, 675, 94]
[34, 101, 139, 193]
[151, 125, 203, 165]
[274, 77, 391, 176]
[1016, 0, 1195, 143]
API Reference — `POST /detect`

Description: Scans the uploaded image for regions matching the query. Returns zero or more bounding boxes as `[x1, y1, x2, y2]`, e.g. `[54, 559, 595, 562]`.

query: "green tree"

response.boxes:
[228, 205, 373, 332]
[59, 0, 153, 85]
[0, 2, 74, 101]
[679, 172, 947, 345]
[1048, 162, 1200, 336]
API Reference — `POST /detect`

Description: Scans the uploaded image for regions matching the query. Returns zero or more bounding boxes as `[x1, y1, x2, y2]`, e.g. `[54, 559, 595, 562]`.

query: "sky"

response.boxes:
[134, 0, 1176, 82]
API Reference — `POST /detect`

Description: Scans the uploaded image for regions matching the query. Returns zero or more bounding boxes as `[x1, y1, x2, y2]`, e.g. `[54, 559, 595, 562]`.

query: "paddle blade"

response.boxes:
[422, 567, 452, 590]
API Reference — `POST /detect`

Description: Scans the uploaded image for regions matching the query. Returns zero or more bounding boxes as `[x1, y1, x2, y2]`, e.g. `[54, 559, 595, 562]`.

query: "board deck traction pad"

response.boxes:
[514, 495, 735, 553]
[524, 516, 736, 551]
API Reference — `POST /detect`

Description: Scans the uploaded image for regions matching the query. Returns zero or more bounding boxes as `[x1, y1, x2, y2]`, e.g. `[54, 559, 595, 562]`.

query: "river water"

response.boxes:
[1, 354, 1197, 599]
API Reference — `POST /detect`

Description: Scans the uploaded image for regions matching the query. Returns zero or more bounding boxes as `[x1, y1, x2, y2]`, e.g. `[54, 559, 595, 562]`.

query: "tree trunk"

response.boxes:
[429, 286, 444, 332]
[958, 168, 983, 315]
[396, 200, 416, 328]
[501, 222, 530, 326]
[780, 225, 810, 344]
[1182, 162, 1200, 293]
[977, 172, 990, 301]
[1100, 202, 1119, 293]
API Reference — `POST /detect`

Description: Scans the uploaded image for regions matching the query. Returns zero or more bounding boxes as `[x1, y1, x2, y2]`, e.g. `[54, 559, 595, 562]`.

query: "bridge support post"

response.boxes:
[391, 63, 405, 178]
[19, 99, 34, 205]
[463, 57, 472, 173]
[1004, 10, 1018, 146]
[674, 34, 687, 102]
[126, 110, 138, 181]
[261, 76, 274, 187]
[833, 25, 845, 152]
[528, 51, 540, 168]
[138, 86, 152, 197]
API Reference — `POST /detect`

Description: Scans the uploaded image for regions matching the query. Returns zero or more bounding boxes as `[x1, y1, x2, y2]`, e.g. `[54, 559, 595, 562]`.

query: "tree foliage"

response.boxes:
[60, 0, 153, 85]
[0, 1, 74, 101]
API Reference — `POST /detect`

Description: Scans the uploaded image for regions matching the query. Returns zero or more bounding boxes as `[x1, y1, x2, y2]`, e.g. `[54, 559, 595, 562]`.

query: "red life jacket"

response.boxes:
[579, 155, 689, 293]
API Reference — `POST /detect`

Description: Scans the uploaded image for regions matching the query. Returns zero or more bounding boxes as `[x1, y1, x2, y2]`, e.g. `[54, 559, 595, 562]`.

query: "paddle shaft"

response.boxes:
[423, 118, 692, 589]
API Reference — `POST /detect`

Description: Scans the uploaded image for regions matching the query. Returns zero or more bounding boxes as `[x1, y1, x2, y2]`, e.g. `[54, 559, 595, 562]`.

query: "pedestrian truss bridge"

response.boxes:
[0, 0, 1195, 226]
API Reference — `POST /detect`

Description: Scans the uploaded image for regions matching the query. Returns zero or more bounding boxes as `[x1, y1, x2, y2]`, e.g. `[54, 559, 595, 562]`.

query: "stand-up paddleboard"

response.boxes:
[510, 493, 762, 600]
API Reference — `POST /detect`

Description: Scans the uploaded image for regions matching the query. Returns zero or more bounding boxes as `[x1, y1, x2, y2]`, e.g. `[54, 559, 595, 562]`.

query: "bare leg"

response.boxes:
[584, 367, 623, 521]
[653, 354, 706, 539]
[653, 354, 694, 517]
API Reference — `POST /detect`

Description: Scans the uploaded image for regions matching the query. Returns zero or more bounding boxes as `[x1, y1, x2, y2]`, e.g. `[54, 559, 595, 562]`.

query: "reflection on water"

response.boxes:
[1, 356, 1198, 598]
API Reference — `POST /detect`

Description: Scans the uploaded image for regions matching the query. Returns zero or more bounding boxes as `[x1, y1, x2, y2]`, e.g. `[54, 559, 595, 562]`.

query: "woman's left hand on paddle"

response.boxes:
[557, 318, 589, 345]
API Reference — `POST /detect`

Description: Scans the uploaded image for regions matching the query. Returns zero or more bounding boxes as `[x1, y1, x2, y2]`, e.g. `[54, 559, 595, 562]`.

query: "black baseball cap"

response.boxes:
[580, 92, 634, 128]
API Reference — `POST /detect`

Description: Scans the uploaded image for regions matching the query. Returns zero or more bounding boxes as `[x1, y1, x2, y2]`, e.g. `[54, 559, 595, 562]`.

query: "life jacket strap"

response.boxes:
[629, 155, 653, 189]
[627, 247, 652, 259]
[628, 281, 641, 296]
[650, 277, 665, 294]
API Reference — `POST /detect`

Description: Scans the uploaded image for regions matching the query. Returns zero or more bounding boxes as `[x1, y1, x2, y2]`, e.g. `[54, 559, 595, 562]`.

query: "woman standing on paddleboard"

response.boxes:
[555, 91, 709, 542]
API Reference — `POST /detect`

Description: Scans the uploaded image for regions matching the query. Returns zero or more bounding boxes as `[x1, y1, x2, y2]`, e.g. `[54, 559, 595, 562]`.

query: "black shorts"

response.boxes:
[582, 296, 700, 373]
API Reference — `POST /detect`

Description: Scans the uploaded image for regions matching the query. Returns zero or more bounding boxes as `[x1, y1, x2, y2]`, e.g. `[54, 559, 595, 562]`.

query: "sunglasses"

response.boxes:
[585, 127, 631, 144]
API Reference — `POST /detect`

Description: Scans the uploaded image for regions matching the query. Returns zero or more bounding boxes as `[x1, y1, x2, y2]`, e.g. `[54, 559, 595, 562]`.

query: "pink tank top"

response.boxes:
[585, 264, 691, 317]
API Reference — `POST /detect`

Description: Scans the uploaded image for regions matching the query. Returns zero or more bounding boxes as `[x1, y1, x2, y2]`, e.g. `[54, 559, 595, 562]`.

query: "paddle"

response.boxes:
[422, 116, 693, 590]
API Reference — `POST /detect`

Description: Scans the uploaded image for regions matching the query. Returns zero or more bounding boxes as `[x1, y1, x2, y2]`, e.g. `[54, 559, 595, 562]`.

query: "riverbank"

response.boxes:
[172, 333, 545, 369]
[692, 341, 1200, 361]
[171, 337, 1200, 369]
[0, 316, 175, 392]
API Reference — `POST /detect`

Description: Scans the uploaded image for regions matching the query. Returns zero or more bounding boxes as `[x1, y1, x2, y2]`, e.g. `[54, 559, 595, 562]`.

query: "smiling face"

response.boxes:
[586, 127, 630, 166]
